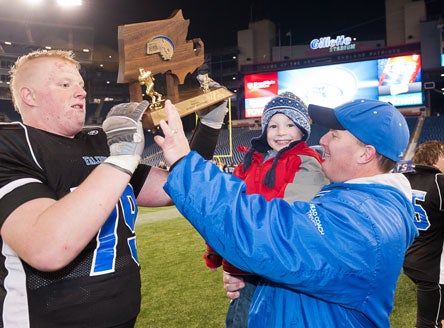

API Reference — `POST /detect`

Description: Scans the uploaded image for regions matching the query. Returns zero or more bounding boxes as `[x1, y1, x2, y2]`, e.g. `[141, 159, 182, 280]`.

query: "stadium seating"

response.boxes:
[3, 98, 438, 169]
[416, 115, 444, 144]
[140, 112, 436, 168]
[0, 99, 21, 122]
[140, 123, 333, 168]
[405, 116, 420, 139]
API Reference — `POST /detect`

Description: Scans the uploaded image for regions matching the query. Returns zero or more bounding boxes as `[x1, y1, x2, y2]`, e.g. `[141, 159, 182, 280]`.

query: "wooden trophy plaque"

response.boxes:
[117, 9, 233, 130]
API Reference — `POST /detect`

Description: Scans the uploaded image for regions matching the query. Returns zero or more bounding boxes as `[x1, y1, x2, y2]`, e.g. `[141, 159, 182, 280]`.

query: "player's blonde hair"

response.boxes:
[9, 49, 81, 113]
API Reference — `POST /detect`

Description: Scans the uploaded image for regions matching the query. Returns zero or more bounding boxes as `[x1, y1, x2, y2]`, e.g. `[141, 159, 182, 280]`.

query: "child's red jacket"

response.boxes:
[203, 141, 328, 274]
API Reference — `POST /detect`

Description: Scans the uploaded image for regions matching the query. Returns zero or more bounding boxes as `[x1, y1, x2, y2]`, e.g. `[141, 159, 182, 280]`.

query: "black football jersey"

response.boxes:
[403, 164, 444, 283]
[0, 122, 148, 327]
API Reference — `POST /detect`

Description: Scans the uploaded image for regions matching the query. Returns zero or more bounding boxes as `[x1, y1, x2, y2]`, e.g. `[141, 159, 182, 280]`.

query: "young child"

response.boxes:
[203, 91, 329, 328]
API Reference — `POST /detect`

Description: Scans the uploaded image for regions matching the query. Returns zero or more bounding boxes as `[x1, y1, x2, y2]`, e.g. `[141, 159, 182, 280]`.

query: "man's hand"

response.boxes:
[102, 101, 148, 175]
[223, 271, 245, 300]
[196, 74, 228, 129]
[154, 100, 191, 167]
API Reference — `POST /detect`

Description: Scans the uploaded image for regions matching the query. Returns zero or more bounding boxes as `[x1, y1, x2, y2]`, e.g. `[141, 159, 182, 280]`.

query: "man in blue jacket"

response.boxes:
[154, 99, 418, 327]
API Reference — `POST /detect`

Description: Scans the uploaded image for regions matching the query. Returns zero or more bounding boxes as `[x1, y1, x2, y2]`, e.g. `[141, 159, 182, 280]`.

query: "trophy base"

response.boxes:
[142, 87, 233, 130]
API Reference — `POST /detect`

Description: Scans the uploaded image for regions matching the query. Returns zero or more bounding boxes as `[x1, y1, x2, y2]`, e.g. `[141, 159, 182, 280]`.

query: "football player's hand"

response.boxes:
[197, 100, 228, 129]
[196, 74, 228, 129]
[102, 101, 148, 175]
[196, 73, 222, 90]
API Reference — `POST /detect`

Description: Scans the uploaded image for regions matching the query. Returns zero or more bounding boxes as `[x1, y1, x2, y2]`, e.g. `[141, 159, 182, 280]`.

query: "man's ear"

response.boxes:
[358, 144, 377, 164]
[19, 86, 37, 106]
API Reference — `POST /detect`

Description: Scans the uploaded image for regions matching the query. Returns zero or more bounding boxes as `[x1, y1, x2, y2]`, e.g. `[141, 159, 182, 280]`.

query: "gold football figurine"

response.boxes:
[138, 68, 164, 110]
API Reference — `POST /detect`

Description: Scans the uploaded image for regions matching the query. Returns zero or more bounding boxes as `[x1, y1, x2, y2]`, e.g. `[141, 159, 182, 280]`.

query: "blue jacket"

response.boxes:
[165, 152, 418, 327]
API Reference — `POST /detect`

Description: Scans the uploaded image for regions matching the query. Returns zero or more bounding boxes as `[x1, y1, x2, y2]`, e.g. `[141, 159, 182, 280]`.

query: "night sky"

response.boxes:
[92, 0, 388, 50]
[1, 0, 443, 51]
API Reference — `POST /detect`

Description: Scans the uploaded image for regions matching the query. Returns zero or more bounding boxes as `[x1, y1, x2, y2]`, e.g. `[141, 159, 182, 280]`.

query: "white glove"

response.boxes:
[102, 101, 148, 175]
[197, 73, 223, 89]
[196, 74, 228, 129]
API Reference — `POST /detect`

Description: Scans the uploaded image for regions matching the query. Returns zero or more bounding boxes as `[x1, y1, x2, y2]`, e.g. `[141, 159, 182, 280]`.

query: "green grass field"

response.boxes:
[134, 206, 417, 327]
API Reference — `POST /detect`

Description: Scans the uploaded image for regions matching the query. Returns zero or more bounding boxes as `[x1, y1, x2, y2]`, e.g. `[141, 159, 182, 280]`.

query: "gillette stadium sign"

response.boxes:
[310, 35, 356, 52]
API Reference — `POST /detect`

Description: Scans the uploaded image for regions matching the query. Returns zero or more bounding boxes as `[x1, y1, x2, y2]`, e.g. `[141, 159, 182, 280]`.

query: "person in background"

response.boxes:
[402, 140, 444, 328]
[154, 98, 418, 327]
[202, 92, 328, 328]
[0, 49, 227, 327]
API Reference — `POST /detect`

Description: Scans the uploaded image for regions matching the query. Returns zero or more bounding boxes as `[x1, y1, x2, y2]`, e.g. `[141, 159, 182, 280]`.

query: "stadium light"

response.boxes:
[23, 0, 44, 5]
[56, 0, 82, 7]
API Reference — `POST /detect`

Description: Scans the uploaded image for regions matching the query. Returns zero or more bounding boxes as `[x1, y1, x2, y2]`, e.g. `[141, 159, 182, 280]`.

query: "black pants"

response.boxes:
[111, 317, 137, 328]
[412, 280, 444, 328]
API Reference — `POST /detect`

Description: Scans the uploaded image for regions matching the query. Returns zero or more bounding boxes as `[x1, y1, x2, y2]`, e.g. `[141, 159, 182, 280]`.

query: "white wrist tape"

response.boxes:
[104, 154, 141, 176]
[199, 101, 228, 129]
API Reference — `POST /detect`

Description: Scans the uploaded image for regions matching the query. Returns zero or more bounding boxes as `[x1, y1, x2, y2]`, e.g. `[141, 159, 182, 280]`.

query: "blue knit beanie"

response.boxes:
[262, 92, 311, 140]
[242, 92, 310, 188]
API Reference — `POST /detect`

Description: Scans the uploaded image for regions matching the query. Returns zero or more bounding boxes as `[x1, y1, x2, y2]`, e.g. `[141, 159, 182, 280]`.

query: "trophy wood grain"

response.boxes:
[141, 88, 233, 130]
[117, 9, 204, 85]
[117, 8, 228, 130]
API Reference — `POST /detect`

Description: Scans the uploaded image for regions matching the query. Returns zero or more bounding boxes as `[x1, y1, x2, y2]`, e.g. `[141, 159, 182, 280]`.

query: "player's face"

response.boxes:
[266, 113, 304, 152]
[319, 129, 366, 182]
[26, 57, 87, 137]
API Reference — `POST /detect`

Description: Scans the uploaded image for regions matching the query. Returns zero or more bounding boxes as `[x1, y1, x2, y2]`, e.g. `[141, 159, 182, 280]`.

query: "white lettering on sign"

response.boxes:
[246, 80, 276, 90]
[310, 35, 353, 50]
